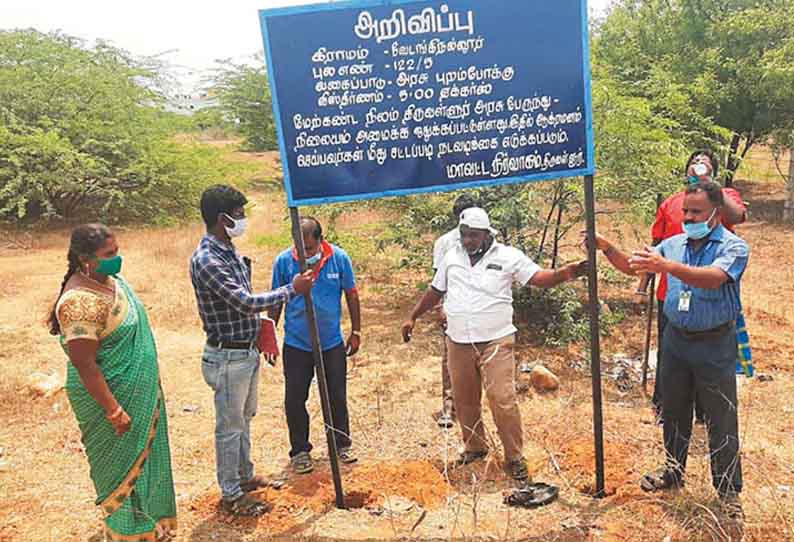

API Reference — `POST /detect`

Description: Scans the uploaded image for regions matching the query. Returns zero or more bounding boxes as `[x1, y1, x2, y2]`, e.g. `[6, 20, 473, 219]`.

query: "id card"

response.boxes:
[678, 291, 692, 312]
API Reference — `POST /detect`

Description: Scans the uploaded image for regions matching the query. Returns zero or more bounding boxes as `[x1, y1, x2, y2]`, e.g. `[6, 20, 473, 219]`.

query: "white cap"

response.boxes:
[459, 207, 498, 235]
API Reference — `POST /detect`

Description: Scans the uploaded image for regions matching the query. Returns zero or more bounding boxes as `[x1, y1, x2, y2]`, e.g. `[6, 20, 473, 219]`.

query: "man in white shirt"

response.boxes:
[402, 208, 586, 482]
[432, 194, 478, 428]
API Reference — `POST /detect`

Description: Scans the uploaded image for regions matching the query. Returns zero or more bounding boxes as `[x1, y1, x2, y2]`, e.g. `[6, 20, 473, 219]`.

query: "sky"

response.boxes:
[1, 0, 613, 89]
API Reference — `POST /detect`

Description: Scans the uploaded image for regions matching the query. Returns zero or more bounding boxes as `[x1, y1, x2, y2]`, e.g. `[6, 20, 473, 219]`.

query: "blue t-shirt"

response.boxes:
[272, 244, 355, 352]
[655, 225, 749, 332]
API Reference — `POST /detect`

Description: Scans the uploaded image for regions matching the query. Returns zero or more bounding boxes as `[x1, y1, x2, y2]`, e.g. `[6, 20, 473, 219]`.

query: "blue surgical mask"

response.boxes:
[306, 251, 322, 265]
[683, 209, 717, 240]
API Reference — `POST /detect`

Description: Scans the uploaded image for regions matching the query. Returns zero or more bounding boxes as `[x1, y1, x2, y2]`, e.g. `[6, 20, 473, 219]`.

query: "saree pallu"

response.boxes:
[64, 278, 176, 541]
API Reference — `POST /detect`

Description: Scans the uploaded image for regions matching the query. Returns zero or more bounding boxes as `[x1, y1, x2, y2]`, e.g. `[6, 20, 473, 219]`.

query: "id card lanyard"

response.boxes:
[679, 241, 709, 313]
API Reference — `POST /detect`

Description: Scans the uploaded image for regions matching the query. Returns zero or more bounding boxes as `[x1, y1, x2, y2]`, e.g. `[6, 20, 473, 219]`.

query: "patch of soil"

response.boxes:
[189, 460, 450, 535]
[559, 437, 644, 500]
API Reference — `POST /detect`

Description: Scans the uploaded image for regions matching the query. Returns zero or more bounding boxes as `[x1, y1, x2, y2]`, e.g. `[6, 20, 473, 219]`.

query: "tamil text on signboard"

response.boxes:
[260, 0, 594, 206]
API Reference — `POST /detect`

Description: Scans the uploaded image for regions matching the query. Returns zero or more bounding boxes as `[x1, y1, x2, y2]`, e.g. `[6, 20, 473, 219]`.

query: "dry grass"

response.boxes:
[0, 148, 793, 542]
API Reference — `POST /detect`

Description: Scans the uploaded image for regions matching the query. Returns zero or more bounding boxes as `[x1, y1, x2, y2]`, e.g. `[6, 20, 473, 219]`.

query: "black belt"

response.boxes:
[207, 340, 255, 350]
[674, 321, 734, 341]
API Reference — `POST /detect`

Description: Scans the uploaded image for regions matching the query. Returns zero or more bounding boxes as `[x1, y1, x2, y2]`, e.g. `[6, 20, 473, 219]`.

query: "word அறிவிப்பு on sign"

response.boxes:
[260, 0, 595, 206]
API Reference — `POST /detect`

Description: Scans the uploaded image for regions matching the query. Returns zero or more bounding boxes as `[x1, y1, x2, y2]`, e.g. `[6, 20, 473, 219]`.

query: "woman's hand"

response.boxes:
[107, 407, 132, 436]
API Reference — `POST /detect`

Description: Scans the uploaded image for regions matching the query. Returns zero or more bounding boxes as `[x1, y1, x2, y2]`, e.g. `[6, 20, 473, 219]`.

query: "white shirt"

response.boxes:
[431, 241, 540, 343]
[432, 228, 460, 270]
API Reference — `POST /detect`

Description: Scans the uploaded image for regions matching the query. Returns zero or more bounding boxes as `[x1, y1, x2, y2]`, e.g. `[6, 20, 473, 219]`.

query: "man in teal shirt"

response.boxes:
[591, 181, 748, 518]
[269, 217, 361, 475]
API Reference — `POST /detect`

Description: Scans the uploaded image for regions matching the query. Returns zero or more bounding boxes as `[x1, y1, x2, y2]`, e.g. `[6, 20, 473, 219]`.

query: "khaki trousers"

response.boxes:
[440, 326, 454, 414]
[446, 334, 523, 462]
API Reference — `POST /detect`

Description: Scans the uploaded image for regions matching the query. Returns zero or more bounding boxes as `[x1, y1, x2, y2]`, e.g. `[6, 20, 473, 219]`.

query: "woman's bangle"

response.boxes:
[106, 405, 123, 421]
[602, 245, 615, 257]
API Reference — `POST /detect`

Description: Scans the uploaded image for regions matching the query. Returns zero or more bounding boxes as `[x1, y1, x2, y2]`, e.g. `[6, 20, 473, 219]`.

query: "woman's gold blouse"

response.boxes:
[56, 281, 128, 342]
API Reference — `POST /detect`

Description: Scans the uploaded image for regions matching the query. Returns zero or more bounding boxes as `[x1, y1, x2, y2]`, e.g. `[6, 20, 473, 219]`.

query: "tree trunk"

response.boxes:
[536, 183, 562, 264]
[551, 203, 564, 269]
[725, 133, 742, 187]
[785, 146, 794, 223]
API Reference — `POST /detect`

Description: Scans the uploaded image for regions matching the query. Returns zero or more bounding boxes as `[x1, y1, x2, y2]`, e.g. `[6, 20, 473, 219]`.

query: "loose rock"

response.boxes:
[27, 372, 63, 397]
[529, 365, 560, 392]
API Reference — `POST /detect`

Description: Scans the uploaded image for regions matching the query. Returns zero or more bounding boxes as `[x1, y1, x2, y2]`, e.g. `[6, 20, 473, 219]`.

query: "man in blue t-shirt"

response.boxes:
[268, 216, 361, 475]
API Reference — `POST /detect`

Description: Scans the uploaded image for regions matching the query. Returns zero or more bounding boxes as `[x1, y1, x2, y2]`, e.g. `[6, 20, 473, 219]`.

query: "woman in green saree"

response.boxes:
[49, 224, 177, 541]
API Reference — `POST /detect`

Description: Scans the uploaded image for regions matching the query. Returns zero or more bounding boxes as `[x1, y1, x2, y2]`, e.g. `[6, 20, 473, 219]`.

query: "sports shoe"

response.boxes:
[291, 451, 314, 474]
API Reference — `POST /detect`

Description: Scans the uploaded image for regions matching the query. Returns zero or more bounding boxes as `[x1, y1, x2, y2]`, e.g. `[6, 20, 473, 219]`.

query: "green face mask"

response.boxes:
[95, 255, 123, 277]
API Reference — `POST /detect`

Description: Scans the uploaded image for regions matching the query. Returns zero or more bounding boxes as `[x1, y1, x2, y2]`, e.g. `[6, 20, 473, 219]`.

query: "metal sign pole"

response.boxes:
[289, 206, 345, 509]
[583, 174, 606, 498]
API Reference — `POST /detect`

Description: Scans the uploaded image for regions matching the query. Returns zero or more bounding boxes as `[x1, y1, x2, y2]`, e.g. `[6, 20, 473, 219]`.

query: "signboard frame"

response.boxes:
[259, 0, 596, 207]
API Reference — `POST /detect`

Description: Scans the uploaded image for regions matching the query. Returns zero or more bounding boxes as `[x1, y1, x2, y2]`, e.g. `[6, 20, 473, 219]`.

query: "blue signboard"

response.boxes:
[260, 0, 595, 206]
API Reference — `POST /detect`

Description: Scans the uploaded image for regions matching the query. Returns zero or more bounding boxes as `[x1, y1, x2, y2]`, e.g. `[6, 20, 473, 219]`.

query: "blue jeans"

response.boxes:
[201, 344, 260, 501]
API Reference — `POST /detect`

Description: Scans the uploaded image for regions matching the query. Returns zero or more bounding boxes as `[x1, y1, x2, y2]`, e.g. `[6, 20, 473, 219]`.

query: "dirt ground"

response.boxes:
[0, 152, 792, 542]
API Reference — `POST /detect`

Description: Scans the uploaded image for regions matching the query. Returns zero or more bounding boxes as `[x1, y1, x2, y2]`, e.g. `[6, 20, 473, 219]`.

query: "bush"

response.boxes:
[513, 283, 624, 347]
[0, 30, 238, 225]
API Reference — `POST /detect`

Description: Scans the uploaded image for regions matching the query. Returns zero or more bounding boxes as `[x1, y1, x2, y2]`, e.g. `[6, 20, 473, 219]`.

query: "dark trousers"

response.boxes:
[654, 304, 706, 422]
[283, 343, 351, 458]
[660, 324, 742, 496]
[651, 300, 667, 414]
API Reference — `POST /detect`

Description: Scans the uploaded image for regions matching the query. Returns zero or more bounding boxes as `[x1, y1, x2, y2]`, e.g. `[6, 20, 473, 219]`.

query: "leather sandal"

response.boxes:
[436, 411, 455, 428]
[640, 468, 682, 492]
[504, 483, 560, 508]
[221, 494, 268, 517]
[454, 450, 488, 467]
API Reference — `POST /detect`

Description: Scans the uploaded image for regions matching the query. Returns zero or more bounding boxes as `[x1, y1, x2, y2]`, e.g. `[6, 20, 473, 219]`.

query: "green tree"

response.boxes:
[210, 59, 278, 151]
[596, 0, 794, 185]
[0, 30, 236, 224]
[590, 65, 696, 218]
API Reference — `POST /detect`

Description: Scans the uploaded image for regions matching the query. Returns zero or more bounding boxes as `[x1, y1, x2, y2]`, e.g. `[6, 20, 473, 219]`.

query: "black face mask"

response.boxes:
[471, 235, 493, 256]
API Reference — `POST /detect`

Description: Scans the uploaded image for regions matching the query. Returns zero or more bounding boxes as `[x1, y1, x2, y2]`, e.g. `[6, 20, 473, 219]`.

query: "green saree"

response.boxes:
[63, 277, 176, 541]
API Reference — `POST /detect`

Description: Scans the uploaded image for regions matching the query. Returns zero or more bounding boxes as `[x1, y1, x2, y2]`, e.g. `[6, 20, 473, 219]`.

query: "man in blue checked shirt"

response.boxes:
[590, 181, 748, 520]
[268, 216, 362, 475]
[190, 185, 314, 517]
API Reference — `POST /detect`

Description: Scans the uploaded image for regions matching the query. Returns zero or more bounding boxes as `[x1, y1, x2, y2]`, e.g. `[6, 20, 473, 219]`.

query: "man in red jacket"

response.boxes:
[640, 150, 747, 419]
